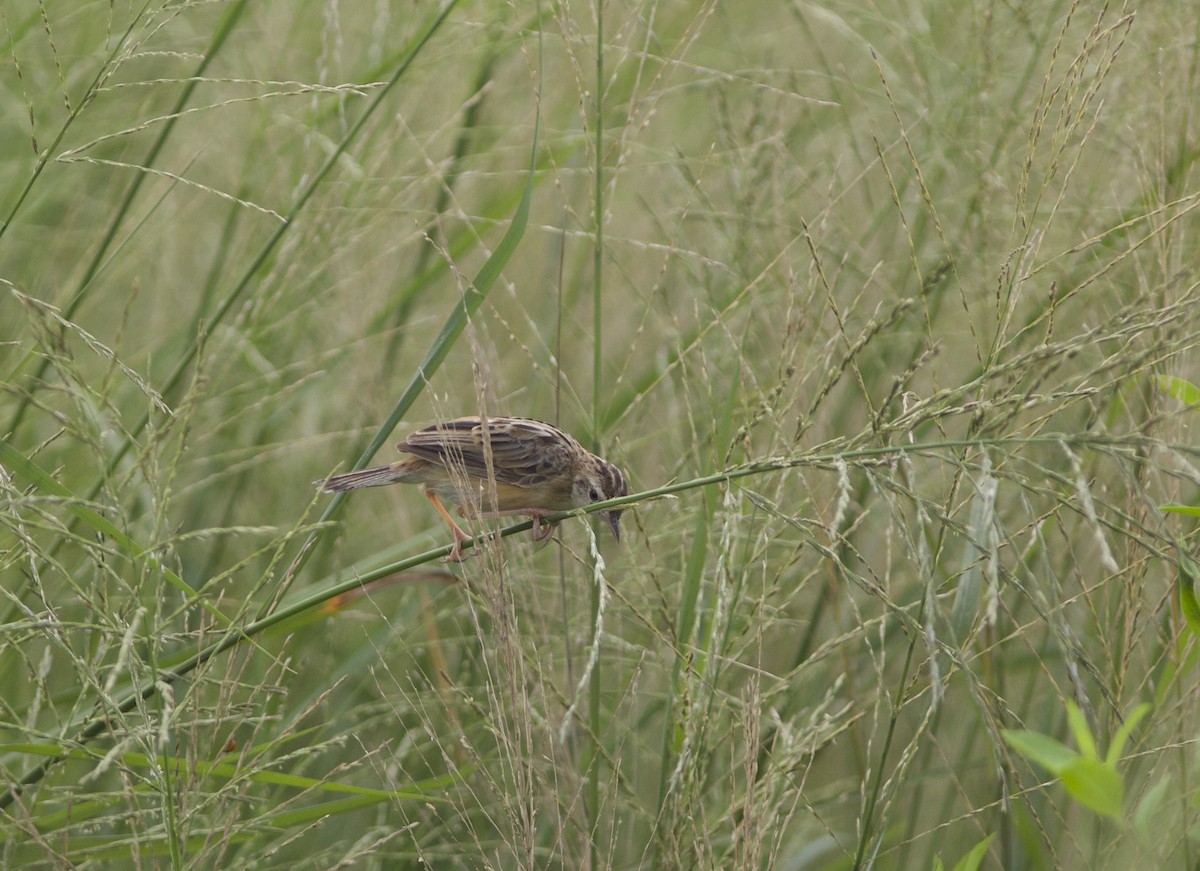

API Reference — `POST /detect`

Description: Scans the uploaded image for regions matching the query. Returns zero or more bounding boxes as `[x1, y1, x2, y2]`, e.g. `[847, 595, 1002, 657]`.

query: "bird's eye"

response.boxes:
[589, 487, 601, 502]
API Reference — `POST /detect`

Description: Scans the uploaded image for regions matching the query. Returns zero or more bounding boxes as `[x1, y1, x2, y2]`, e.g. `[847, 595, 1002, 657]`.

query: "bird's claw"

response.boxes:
[441, 549, 479, 564]
[530, 515, 557, 542]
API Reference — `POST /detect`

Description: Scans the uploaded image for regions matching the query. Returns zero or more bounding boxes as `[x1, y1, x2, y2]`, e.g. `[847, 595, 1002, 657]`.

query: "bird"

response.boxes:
[319, 416, 628, 562]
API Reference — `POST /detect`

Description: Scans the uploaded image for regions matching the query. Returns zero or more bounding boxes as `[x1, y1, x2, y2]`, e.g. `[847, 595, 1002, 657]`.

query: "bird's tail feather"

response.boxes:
[318, 465, 408, 492]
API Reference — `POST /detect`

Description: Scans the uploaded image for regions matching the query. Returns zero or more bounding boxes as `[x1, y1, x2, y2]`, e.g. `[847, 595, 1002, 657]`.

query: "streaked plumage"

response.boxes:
[320, 417, 628, 561]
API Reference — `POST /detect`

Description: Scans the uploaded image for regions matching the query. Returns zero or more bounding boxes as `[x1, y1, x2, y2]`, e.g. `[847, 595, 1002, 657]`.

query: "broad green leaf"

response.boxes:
[264, 795, 396, 828]
[1161, 504, 1200, 516]
[1070, 700, 1099, 763]
[1180, 552, 1200, 585]
[1066, 701, 1098, 759]
[1157, 375, 1200, 406]
[953, 835, 995, 871]
[1106, 703, 1151, 766]
[1002, 729, 1077, 775]
[1179, 553, 1200, 641]
[1060, 757, 1123, 821]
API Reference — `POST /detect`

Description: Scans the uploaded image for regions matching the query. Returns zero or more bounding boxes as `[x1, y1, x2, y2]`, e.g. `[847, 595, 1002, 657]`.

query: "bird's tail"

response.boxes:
[318, 464, 409, 492]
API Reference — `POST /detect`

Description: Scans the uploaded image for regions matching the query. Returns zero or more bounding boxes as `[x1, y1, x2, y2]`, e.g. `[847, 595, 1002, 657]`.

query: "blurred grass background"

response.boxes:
[3, 0, 1200, 868]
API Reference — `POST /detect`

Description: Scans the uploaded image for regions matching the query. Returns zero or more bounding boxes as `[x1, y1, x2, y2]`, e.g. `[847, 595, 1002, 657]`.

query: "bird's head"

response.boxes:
[574, 459, 629, 541]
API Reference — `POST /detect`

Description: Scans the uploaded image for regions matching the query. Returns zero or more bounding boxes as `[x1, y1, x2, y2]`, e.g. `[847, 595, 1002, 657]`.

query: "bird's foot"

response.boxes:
[530, 514, 558, 542]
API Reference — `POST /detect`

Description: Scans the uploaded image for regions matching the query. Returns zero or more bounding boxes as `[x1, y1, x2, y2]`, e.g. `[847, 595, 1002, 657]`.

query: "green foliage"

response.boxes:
[1003, 701, 1150, 822]
[1177, 552, 1200, 641]
[932, 836, 994, 871]
[1157, 376, 1200, 408]
[1161, 377, 1200, 518]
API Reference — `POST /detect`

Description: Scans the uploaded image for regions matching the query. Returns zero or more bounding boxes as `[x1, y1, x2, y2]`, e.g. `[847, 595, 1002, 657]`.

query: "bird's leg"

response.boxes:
[424, 489, 474, 562]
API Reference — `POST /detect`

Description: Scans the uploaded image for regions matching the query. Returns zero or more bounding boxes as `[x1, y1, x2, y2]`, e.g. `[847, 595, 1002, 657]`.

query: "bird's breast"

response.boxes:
[429, 478, 575, 513]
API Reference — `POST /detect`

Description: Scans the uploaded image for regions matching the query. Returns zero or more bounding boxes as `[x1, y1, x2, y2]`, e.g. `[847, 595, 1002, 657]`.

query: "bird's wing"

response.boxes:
[397, 417, 576, 486]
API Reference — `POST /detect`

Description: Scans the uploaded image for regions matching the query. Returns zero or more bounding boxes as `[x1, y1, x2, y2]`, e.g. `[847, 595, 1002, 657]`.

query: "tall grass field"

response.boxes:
[2, 1, 1200, 868]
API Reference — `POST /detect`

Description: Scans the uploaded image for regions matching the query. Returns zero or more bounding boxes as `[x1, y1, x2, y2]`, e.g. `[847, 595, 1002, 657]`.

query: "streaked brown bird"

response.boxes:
[320, 417, 628, 562]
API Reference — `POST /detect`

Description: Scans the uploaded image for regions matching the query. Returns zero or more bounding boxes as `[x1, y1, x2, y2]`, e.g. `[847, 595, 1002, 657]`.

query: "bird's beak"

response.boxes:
[606, 511, 622, 543]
